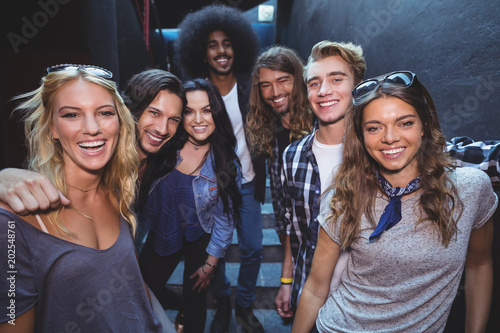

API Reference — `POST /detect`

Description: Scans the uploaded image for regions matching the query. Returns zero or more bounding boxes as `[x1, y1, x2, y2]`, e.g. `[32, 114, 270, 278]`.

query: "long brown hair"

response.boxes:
[246, 46, 313, 157]
[329, 76, 462, 248]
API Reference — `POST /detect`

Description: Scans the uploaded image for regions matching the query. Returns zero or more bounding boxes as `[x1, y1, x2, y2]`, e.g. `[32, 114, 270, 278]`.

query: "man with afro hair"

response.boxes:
[175, 4, 265, 333]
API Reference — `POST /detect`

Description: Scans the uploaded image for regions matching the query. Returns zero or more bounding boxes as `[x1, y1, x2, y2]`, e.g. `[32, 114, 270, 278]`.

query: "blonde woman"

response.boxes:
[0, 65, 162, 332]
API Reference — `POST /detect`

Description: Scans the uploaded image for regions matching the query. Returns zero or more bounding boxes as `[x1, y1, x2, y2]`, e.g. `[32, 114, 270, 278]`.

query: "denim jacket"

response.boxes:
[149, 150, 241, 258]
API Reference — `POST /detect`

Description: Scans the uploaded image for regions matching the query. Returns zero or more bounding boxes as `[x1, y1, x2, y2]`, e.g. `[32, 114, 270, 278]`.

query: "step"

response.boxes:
[261, 202, 274, 215]
[213, 228, 284, 263]
[162, 285, 282, 311]
[225, 243, 284, 263]
[166, 262, 282, 288]
[231, 228, 280, 246]
[165, 308, 293, 332]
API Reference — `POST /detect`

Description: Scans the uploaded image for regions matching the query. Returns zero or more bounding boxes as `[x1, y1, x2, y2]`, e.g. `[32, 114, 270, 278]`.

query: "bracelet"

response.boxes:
[280, 277, 293, 284]
[205, 260, 217, 268]
[201, 265, 209, 275]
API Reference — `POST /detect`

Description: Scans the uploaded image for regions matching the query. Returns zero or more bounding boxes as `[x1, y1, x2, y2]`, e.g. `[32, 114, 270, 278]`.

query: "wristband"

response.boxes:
[205, 260, 217, 268]
[201, 265, 209, 275]
[280, 277, 293, 284]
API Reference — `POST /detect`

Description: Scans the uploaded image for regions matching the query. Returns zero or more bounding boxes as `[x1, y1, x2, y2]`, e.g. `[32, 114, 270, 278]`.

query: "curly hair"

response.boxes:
[246, 46, 313, 157]
[14, 69, 139, 235]
[174, 4, 259, 79]
[328, 75, 463, 249]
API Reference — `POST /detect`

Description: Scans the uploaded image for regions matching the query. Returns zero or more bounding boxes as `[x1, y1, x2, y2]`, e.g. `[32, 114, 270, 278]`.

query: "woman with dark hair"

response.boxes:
[293, 71, 497, 332]
[139, 78, 242, 333]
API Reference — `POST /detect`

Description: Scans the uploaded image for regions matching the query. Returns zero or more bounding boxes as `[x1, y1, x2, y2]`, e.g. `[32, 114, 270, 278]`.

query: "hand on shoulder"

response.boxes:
[0, 168, 70, 215]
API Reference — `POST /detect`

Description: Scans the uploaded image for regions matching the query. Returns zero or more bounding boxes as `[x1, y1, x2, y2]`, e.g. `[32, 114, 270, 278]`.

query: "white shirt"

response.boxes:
[222, 83, 255, 184]
[312, 131, 343, 194]
[312, 131, 347, 293]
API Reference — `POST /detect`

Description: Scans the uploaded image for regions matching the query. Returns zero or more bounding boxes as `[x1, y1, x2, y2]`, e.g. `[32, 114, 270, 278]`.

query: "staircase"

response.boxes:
[163, 178, 292, 332]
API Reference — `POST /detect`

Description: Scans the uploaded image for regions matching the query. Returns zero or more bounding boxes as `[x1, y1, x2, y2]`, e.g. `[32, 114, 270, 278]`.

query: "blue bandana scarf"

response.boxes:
[369, 169, 422, 241]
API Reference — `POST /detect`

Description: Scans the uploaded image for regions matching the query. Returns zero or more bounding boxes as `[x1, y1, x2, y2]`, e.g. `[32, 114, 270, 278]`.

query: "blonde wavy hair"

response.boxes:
[328, 77, 462, 249]
[247, 46, 313, 157]
[14, 69, 139, 235]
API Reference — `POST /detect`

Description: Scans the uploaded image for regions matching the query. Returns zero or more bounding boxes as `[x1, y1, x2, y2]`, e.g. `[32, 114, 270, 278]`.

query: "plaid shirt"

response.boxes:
[269, 137, 289, 235]
[281, 127, 321, 309]
[447, 136, 500, 183]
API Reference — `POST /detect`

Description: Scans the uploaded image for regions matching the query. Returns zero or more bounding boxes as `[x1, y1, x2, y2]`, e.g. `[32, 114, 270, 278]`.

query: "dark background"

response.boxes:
[2, 0, 499, 168]
[276, 0, 500, 140]
[1, 0, 499, 332]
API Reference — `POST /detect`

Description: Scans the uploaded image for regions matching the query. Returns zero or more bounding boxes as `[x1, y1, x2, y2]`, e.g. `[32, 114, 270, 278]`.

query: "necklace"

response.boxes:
[62, 205, 95, 223]
[187, 138, 209, 150]
[67, 183, 99, 193]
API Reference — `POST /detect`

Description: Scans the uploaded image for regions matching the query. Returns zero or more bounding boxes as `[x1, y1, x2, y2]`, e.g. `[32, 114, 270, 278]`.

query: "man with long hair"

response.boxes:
[246, 45, 313, 241]
[175, 5, 265, 333]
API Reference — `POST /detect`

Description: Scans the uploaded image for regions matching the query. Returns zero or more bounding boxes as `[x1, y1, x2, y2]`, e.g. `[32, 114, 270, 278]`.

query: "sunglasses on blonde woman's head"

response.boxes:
[352, 71, 416, 101]
[44, 64, 113, 79]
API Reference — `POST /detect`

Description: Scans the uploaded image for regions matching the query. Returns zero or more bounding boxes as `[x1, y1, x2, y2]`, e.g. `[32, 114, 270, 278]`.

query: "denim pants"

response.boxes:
[211, 180, 263, 308]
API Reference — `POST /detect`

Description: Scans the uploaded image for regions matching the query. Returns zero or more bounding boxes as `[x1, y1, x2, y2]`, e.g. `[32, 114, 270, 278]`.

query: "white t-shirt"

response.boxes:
[222, 83, 255, 184]
[312, 131, 343, 194]
[312, 131, 347, 292]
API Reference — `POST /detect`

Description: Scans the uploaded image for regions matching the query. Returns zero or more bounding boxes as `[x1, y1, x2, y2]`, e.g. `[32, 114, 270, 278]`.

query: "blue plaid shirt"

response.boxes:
[280, 126, 321, 309]
[446, 136, 500, 183]
[270, 135, 291, 235]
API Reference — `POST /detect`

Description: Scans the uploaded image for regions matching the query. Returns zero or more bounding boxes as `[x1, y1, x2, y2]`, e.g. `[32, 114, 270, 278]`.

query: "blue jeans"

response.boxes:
[211, 180, 263, 308]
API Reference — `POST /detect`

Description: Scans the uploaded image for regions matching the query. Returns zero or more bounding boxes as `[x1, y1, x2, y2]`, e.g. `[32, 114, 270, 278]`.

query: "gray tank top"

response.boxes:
[0, 208, 162, 332]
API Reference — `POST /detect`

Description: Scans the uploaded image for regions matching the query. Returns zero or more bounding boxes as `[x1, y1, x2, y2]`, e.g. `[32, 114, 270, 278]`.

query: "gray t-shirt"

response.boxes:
[0, 209, 162, 332]
[317, 167, 497, 333]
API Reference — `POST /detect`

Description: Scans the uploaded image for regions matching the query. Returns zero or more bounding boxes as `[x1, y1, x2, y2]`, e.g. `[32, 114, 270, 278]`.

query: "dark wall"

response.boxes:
[1, 0, 151, 168]
[277, 2, 499, 330]
[277, 0, 500, 141]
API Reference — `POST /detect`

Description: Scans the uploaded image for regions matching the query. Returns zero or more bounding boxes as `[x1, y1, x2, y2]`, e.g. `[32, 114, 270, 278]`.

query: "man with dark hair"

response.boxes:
[0, 68, 185, 211]
[175, 5, 265, 333]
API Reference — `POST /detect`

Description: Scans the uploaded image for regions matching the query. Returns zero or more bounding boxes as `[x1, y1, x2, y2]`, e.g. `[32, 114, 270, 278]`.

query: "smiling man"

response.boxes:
[0, 68, 186, 213]
[175, 5, 264, 333]
[246, 46, 313, 241]
[278, 41, 367, 317]
[122, 69, 185, 179]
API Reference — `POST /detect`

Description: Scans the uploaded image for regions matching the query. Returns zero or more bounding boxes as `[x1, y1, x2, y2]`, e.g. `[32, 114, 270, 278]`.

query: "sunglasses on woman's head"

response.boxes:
[352, 71, 416, 101]
[44, 64, 113, 79]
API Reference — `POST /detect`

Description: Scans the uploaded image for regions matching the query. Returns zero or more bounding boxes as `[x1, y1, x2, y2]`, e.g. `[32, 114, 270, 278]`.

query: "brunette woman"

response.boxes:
[139, 79, 242, 333]
[293, 71, 497, 333]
